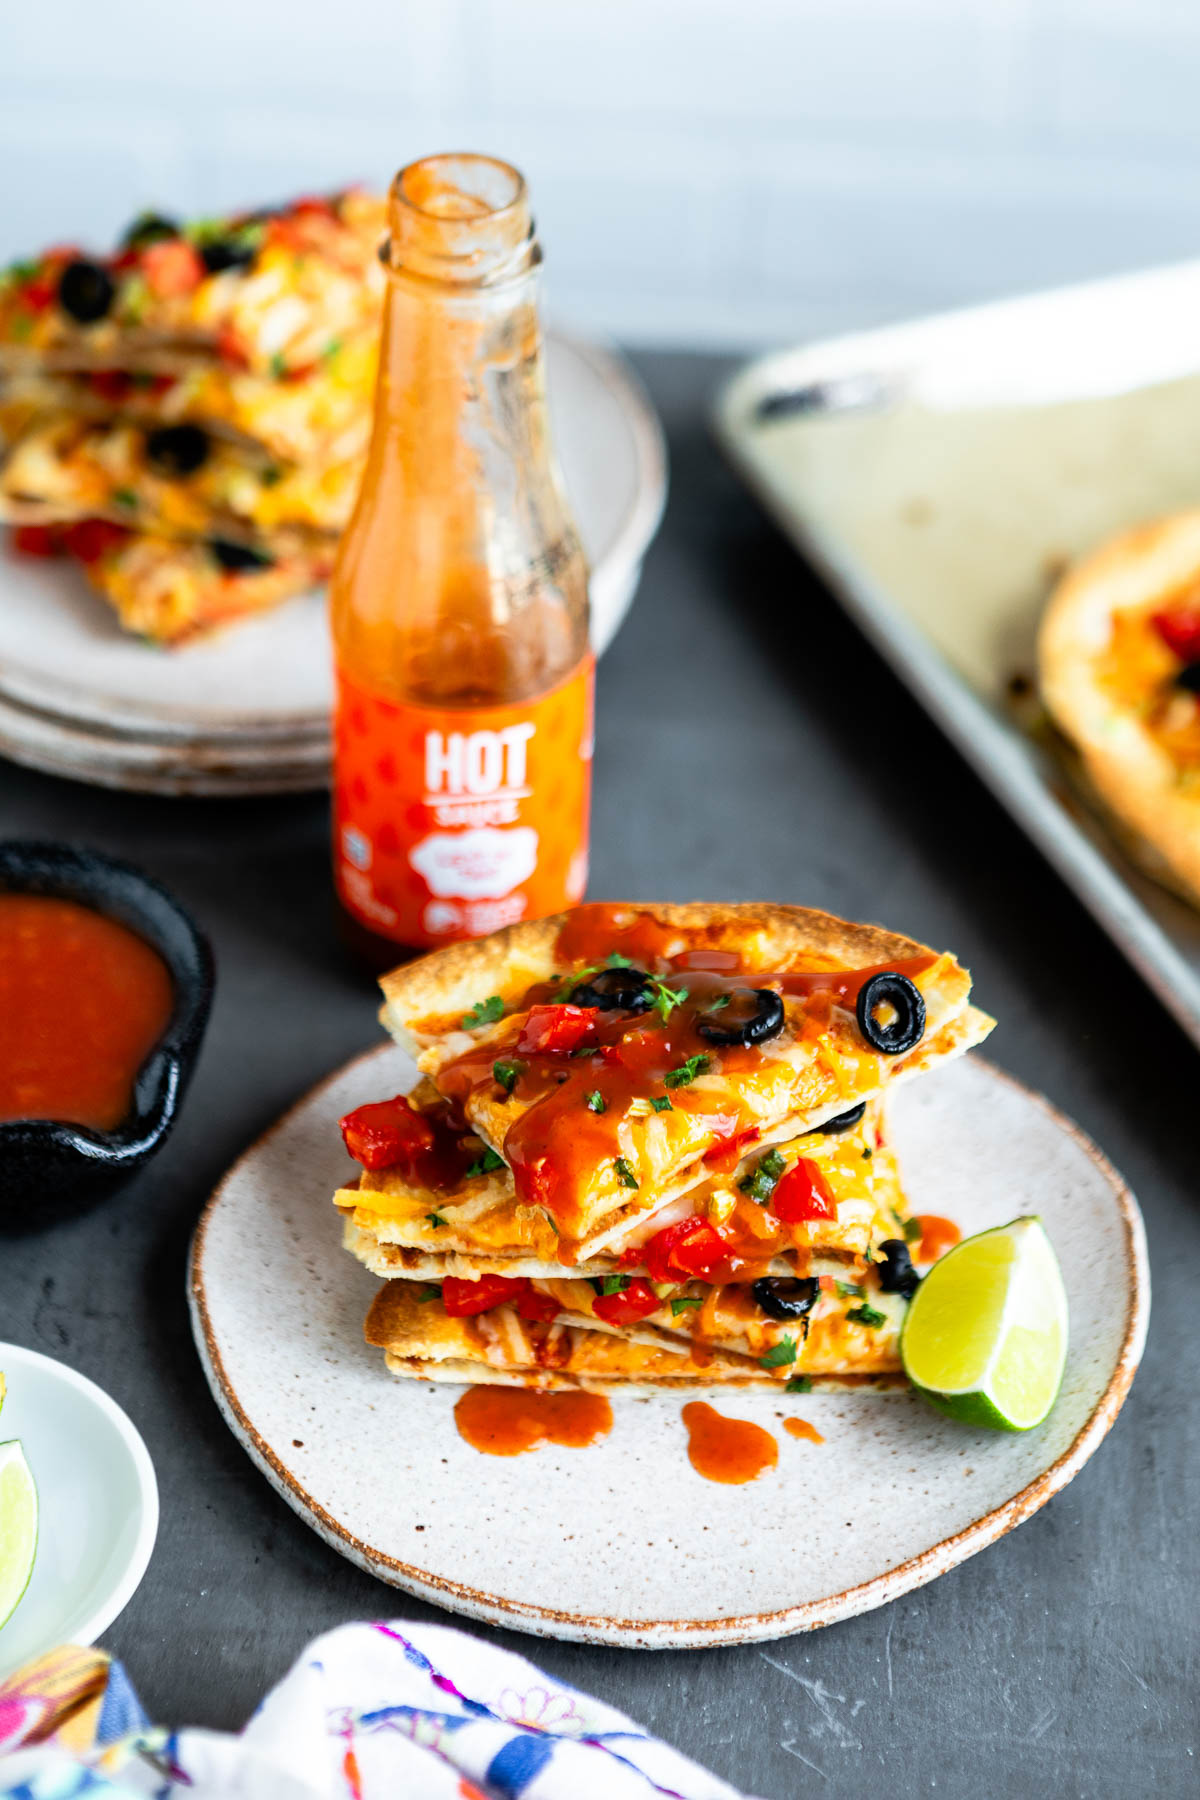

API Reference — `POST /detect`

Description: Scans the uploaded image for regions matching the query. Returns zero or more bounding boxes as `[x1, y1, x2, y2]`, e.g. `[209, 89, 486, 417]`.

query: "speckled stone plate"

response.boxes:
[188, 1047, 1148, 1648]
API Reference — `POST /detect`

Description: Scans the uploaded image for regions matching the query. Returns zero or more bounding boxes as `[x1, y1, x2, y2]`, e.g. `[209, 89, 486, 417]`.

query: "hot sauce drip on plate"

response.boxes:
[434, 904, 937, 1237]
[913, 1215, 961, 1262]
[453, 1386, 612, 1457]
[783, 1417, 825, 1445]
[0, 895, 173, 1131]
[680, 1401, 778, 1484]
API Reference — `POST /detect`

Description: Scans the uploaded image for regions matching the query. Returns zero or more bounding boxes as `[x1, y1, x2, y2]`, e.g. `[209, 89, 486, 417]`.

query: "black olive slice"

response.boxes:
[1176, 661, 1200, 694]
[121, 212, 180, 248]
[753, 1276, 819, 1323]
[146, 424, 210, 477]
[855, 972, 925, 1056]
[876, 1238, 920, 1300]
[568, 966, 653, 1013]
[209, 538, 275, 572]
[201, 238, 258, 275]
[58, 260, 115, 324]
[806, 1101, 866, 1136]
[697, 987, 785, 1048]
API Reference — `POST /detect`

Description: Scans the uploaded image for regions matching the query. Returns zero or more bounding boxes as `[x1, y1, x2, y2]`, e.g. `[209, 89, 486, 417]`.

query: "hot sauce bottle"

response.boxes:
[331, 154, 593, 959]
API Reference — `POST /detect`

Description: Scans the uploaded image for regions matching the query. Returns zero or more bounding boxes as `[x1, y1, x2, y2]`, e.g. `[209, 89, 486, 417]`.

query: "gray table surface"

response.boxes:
[0, 351, 1196, 1800]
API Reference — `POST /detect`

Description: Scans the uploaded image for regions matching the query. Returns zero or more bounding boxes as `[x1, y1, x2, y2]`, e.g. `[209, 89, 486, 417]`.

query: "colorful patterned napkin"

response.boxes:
[0, 1620, 755, 1799]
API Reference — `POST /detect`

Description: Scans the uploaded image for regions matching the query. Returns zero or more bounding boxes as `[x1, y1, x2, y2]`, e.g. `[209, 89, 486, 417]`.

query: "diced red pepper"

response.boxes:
[22, 279, 55, 312]
[141, 238, 205, 296]
[514, 1284, 561, 1324]
[1152, 602, 1200, 663]
[516, 1003, 599, 1055]
[293, 194, 338, 217]
[11, 524, 63, 558]
[60, 518, 129, 564]
[703, 1121, 760, 1171]
[339, 1094, 435, 1172]
[441, 1274, 525, 1317]
[592, 1278, 660, 1325]
[770, 1157, 836, 1223]
[89, 370, 133, 403]
[642, 1217, 727, 1283]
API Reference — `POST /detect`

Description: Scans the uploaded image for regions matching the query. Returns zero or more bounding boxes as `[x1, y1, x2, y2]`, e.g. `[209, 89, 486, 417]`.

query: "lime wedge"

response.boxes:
[901, 1216, 1069, 1431]
[0, 1440, 38, 1629]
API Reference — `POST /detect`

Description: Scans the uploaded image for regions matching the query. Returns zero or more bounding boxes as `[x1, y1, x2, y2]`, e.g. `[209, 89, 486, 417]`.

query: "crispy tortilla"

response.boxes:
[338, 1096, 910, 1272]
[0, 191, 386, 380]
[364, 1278, 903, 1390]
[71, 529, 330, 644]
[0, 413, 360, 538]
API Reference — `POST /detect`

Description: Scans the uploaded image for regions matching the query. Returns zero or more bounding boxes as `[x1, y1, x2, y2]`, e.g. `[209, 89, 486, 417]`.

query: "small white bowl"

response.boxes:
[0, 1343, 158, 1680]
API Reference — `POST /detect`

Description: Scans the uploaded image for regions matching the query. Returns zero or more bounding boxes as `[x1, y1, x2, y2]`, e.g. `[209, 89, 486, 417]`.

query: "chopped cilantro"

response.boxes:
[760, 1335, 798, 1369]
[607, 951, 634, 967]
[417, 1283, 442, 1302]
[493, 1058, 525, 1094]
[648, 1095, 673, 1113]
[463, 994, 504, 1029]
[269, 351, 287, 379]
[465, 1147, 505, 1177]
[600, 1275, 630, 1295]
[663, 1053, 711, 1089]
[426, 1212, 448, 1230]
[739, 1147, 786, 1205]
[541, 1209, 560, 1235]
[585, 1090, 606, 1114]
[835, 1280, 865, 1298]
[785, 1375, 814, 1394]
[903, 1217, 923, 1244]
[569, 1044, 598, 1058]
[649, 979, 688, 1023]
[862, 1147, 873, 1159]
[260, 465, 283, 487]
[7, 259, 39, 284]
[847, 1302, 886, 1328]
[322, 335, 343, 361]
[613, 1156, 639, 1189]
[671, 1295, 703, 1315]
[112, 488, 138, 511]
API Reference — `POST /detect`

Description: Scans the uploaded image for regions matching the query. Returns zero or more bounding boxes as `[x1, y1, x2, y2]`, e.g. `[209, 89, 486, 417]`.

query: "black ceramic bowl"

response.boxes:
[0, 842, 215, 1227]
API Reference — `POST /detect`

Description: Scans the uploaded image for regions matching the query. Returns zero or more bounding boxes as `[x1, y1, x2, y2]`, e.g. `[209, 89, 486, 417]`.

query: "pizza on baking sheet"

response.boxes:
[1039, 510, 1200, 909]
[337, 902, 993, 1391]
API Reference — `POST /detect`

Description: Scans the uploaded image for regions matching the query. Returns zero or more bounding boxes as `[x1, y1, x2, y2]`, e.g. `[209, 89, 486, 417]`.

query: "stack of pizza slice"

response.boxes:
[0, 189, 385, 643]
[334, 903, 995, 1392]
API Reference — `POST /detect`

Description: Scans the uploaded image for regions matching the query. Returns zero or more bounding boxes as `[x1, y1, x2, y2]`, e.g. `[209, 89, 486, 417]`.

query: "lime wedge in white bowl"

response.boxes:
[0, 1440, 38, 1629]
[0, 1344, 158, 1678]
[901, 1216, 1069, 1431]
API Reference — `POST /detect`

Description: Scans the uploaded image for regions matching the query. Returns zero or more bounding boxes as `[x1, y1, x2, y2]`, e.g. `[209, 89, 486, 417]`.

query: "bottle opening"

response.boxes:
[387, 153, 535, 285]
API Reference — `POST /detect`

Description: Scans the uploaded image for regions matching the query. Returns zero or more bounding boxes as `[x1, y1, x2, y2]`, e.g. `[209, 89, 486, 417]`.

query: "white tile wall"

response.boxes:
[6, 0, 1200, 347]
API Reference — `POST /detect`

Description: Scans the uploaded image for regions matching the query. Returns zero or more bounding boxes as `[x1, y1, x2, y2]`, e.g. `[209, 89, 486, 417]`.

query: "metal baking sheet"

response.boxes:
[714, 262, 1200, 1049]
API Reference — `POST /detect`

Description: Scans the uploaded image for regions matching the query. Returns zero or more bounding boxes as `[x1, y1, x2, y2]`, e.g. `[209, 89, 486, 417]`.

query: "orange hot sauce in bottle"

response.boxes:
[330, 154, 593, 962]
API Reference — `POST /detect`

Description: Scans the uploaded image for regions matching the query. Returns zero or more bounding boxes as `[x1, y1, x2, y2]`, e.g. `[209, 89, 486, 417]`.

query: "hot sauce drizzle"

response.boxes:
[913, 1215, 961, 1262]
[453, 1386, 612, 1456]
[783, 1417, 825, 1445]
[433, 904, 937, 1238]
[680, 1401, 778, 1484]
[0, 895, 174, 1131]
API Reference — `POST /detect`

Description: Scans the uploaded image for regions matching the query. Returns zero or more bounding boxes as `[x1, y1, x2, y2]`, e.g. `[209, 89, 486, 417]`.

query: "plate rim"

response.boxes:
[188, 1046, 1149, 1648]
[0, 1340, 160, 1672]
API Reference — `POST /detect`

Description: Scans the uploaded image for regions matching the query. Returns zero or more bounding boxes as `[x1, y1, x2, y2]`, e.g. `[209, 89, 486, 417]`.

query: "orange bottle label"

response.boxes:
[333, 656, 594, 947]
